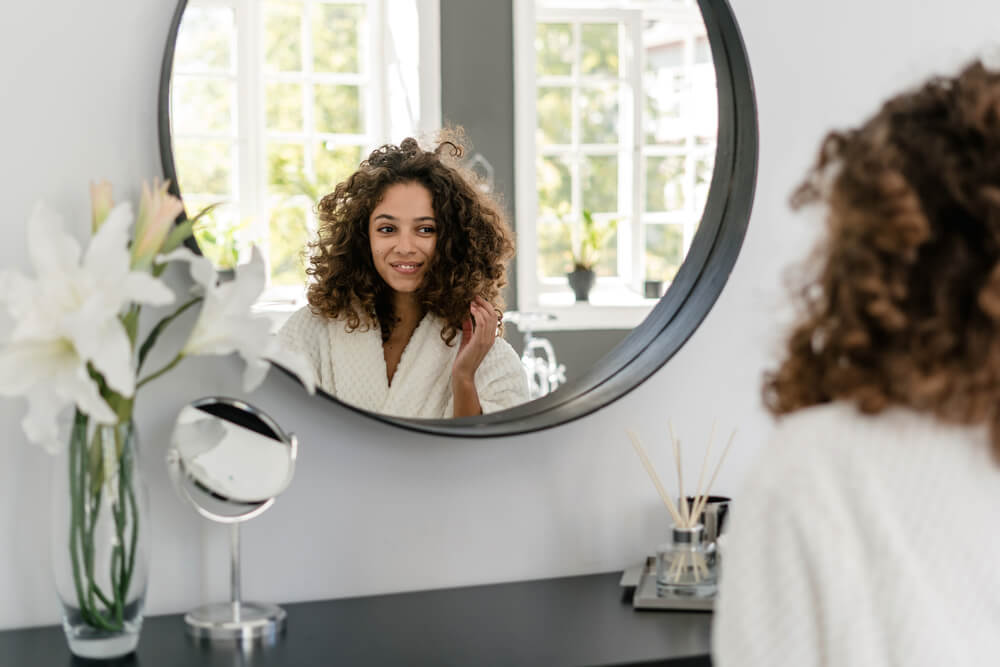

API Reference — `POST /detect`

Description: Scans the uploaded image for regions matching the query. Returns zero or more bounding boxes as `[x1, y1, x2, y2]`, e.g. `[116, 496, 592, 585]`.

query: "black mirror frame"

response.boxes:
[158, 0, 757, 438]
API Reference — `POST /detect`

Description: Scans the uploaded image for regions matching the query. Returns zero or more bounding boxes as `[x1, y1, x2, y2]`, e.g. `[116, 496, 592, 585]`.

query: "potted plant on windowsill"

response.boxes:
[566, 209, 618, 302]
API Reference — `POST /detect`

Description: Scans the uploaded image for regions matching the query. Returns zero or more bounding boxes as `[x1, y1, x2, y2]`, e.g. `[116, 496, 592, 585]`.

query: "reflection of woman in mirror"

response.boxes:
[278, 134, 529, 418]
[714, 61, 1000, 665]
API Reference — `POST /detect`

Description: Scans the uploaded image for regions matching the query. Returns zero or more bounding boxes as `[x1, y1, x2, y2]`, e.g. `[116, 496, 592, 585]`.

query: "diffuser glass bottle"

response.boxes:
[656, 523, 717, 597]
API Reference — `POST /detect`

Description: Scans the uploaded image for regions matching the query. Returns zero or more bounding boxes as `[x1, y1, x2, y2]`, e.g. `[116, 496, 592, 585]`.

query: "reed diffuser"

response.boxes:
[627, 423, 735, 597]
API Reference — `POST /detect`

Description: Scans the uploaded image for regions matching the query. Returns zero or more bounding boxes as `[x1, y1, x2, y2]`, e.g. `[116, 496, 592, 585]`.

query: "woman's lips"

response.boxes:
[390, 262, 422, 275]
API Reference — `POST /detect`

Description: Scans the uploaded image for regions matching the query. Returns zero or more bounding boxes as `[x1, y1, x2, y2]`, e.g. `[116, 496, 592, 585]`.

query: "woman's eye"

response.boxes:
[377, 225, 394, 233]
[419, 226, 436, 234]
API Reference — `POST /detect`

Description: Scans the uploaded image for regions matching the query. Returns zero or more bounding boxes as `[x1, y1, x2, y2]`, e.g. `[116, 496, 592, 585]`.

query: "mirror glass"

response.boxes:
[166, 0, 718, 418]
[167, 398, 297, 521]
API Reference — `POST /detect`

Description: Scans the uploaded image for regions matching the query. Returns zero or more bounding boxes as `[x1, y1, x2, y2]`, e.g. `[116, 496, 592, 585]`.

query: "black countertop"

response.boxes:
[0, 572, 712, 666]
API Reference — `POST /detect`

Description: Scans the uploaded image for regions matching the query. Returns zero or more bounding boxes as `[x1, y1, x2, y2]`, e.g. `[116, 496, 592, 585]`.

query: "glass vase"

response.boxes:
[50, 410, 149, 659]
[655, 523, 717, 598]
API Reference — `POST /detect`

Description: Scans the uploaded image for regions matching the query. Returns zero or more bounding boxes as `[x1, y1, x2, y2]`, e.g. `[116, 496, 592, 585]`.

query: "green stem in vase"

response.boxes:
[80, 434, 106, 621]
[65, 409, 143, 632]
[86, 521, 116, 612]
[67, 413, 92, 627]
[113, 424, 130, 604]
[110, 547, 123, 625]
[74, 419, 126, 631]
[124, 467, 140, 597]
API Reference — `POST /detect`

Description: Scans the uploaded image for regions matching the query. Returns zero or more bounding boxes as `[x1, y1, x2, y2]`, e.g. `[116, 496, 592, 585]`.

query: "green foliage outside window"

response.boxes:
[265, 82, 304, 132]
[312, 3, 362, 72]
[645, 224, 684, 282]
[175, 6, 232, 71]
[568, 209, 618, 272]
[263, 3, 302, 71]
[193, 212, 250, 271]
[536, 23, 572, 76]
[314, 85, 362, 134]
[580, 23, 618, 75]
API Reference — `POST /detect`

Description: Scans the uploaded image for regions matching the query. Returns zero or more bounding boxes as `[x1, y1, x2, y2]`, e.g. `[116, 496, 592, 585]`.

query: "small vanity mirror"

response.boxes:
[166, 397, 298, 643]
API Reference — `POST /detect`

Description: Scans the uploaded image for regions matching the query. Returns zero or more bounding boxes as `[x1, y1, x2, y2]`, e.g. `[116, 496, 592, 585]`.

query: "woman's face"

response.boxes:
[368, 181, 438, 294]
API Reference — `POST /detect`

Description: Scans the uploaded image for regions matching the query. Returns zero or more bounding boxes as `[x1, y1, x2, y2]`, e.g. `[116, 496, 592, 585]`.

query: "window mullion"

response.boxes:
[683, 34, 696, 255]
[570, 20, 582, 252]
[625, 12, 642, 291]
[303, 0, 316, 183]
[237, 0, 261, 270]
[513, 0, 539, 311]
[369, 0, 385, 148]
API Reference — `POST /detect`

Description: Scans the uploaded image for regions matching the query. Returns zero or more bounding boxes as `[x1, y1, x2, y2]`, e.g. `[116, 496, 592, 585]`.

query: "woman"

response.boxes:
[278, 135, 530, 418]
[713, 61, 1000, 665]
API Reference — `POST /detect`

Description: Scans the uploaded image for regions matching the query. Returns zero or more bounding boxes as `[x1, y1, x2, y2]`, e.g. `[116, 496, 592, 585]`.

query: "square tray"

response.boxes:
[620, 556, 714, 612]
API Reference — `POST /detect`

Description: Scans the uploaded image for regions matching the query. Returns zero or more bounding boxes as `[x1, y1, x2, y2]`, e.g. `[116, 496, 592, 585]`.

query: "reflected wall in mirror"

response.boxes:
[161, 0, 752, 428]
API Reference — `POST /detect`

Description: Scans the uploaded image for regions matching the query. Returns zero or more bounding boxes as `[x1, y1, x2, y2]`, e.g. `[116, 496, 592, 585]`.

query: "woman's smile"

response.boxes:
[389, 261, 423, 274]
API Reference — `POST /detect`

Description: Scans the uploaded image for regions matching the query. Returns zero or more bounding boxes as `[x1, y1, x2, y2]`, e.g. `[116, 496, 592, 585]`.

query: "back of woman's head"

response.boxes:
[764, 60, 1000, 456]
[307, 131, 514, 343]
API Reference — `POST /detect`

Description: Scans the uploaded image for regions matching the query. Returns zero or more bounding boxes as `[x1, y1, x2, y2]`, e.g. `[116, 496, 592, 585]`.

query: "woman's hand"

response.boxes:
[452, 296, 498, 417]
[453, 296, 498, 382]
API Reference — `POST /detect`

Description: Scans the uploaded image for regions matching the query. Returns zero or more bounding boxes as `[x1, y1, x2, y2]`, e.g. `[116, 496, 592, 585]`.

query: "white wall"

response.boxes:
[1, 0, 997, 631]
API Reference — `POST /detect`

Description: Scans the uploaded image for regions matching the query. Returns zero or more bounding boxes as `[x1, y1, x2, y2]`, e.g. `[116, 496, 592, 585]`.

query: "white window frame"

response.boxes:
[173, 0, 441, 313]
[253, 0, 385, 305]
[513, 0, 714, 331]
[639, 14, 716, 291]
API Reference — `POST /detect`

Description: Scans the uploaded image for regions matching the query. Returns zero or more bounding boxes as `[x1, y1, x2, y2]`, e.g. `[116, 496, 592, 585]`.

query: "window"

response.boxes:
[170, 0, 440, 302]
[515, 0, 716, 327]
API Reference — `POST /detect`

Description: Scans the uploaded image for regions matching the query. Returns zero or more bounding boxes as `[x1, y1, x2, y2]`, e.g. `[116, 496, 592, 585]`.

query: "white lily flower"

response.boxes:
[0, 340, 116, 453]
[0, 201, 175, 449]
[161, 246, 316, 393]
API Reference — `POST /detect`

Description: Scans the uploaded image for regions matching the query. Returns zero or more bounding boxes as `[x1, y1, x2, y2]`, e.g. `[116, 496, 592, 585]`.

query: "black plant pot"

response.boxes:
[567, 268, 596, 302]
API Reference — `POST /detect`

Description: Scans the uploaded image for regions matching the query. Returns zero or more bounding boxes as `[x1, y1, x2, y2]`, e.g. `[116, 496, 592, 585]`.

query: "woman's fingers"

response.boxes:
[471, 304, 489, 343]
[467, 303, 492, 347]
[472, 297, 498, 337]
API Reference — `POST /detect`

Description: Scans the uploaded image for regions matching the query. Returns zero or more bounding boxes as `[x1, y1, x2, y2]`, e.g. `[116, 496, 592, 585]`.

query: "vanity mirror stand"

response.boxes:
[183, 523, 287, 645]
[167, 397, 298, 644]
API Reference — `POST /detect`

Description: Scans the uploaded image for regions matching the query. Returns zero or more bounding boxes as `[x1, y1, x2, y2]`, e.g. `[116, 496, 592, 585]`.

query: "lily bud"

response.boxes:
[131, 180, 184, 272]
[90, 181, 114, 232]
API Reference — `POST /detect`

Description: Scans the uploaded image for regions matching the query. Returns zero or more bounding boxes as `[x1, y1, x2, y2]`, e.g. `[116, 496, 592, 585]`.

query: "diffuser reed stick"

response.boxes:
[627, 425, 736, 532]
[668, 421, 689, 526]
[626, 429, 684, 527]
[689, 421, 716, 525]
[627, 423, 736, 591]
[689, 429, 737, 523]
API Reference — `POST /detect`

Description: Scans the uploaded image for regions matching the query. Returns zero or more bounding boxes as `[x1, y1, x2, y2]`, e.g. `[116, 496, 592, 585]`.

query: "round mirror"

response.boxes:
[158, 0, 757, 435]
[168, 397, 297, 522]
[167, 397, 297, 642]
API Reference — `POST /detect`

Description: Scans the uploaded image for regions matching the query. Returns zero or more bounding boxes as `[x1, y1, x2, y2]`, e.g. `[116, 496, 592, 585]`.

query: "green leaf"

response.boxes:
[162, 220, 194, 254]
[566, 208, 618, 270]
[137, 297, 203, 371]
[189, 200, 224, 225]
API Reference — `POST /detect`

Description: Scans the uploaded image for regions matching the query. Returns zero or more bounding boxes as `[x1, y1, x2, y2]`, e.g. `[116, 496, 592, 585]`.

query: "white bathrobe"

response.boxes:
[277, 306, 530, 418]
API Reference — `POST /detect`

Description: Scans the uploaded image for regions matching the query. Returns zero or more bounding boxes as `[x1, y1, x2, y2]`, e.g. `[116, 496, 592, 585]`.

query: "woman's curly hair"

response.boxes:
[306, 131, 515, 345]
[764, 61, 1000, 457]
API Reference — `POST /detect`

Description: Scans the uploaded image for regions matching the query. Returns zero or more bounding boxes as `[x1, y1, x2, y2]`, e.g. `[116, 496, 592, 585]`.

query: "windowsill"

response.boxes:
[252, 292, 305, 332]
[523, 287, 660, 331]
[250, 287, 661, 333]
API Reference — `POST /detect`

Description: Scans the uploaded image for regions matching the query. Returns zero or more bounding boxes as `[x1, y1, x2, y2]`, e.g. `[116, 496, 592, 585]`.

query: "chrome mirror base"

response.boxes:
[184, 601, 286, 644]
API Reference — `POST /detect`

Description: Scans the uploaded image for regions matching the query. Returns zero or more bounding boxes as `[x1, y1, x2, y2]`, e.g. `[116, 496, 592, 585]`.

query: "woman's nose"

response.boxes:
[396, 232, 417, 253]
